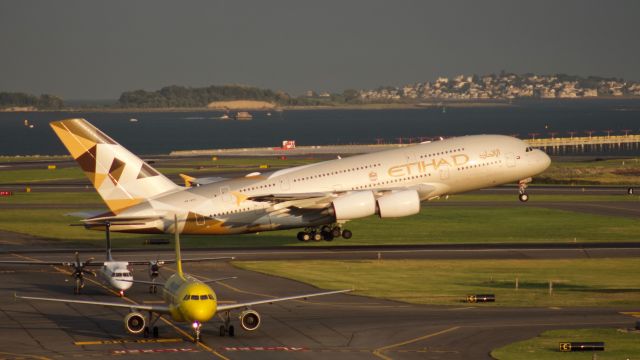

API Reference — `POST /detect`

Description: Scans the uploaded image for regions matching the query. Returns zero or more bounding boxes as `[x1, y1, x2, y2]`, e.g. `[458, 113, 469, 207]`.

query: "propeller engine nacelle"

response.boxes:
[124, 312, 146, 334]
[239, 309, 261, 331]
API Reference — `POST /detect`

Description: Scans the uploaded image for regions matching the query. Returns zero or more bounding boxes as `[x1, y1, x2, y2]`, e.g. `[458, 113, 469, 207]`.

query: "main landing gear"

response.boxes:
[518, 178, 531, 202]
[218, 311, 235, 337]
[297, 225, 352, 242]
[143, 311, 160, 339]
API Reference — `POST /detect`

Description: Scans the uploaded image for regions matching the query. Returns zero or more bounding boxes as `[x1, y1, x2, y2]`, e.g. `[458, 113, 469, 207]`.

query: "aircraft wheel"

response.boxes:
[152, 326, 159, 338]
[301, 232, 311, 241]
[321, 225, 332, 233]
[322, 232, 334, 241]
[219, 325, 226, 337]
[143, 326, 150, 338]
[228, 325, 235, 337]
[297, 232, 306, 241]
[331, 227, 342, 238]
[519, 193, 529, 202]
[311, 232, 323, 241]
[342, 229, 353, 239]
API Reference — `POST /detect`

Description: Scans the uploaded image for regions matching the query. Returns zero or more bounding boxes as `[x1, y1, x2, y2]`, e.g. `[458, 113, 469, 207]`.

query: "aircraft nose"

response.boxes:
[183, 301, 216, 323]
[539, 150, 551, 170]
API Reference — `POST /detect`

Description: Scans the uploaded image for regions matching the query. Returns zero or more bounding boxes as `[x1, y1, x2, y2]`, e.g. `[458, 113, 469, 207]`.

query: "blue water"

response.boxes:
[1, 100, 639, 156]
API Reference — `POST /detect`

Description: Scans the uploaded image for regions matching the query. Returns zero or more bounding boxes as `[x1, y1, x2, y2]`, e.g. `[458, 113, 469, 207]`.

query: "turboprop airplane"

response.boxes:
[0, 222, 232, 295]
[16, 216, 350, 342]
[50, 118, 550, 241]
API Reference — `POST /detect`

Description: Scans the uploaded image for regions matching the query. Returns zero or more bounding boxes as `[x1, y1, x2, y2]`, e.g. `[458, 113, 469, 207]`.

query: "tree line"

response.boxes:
[0, 92, 64, 109]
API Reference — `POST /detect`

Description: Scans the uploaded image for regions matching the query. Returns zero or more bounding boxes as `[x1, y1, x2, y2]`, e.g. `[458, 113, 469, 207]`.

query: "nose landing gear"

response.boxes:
[518, 178, 531, 202]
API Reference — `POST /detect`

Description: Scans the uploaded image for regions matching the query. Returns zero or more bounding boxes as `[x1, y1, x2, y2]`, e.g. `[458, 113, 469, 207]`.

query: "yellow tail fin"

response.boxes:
[174, 214, 184, 279]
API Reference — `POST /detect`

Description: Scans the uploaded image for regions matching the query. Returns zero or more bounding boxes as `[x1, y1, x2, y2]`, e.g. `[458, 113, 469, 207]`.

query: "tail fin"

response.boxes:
[50, 118, 179, 214]
[173, 214, 184, 279]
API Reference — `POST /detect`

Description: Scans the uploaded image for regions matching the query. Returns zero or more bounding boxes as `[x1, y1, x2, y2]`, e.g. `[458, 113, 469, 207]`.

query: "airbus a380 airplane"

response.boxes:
[51, 118, 550, 241]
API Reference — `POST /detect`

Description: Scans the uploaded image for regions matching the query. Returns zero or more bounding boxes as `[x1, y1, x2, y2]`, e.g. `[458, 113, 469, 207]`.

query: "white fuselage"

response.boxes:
[98, 261, 133, 292]
[105, 135, 551, 234]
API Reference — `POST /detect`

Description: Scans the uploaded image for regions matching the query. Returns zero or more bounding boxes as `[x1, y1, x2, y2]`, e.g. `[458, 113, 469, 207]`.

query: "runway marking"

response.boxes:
[223, 346, 306, 351]
[620, 311, 640, 318]
[74, 338, 183, 346]
[11, 254, 230, 360]
[372, 326, 460, 360]
[111, 348, 198, 355]
[0, 353, 51, 360]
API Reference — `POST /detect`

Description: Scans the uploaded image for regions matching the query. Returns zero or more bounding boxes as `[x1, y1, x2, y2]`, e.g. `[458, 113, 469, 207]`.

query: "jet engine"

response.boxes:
[238, 309, 261, 331]
[376, 190, 420, 218]
[331, 191, 376, 220]
[124, 312, 146, 334]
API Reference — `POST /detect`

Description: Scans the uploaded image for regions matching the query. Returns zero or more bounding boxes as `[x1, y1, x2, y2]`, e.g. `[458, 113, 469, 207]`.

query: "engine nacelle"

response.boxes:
[239, 309, 261, 331]
[124, 312, 146, 334]
[332, 191, 376, 220]
[376, 190, 420, 218]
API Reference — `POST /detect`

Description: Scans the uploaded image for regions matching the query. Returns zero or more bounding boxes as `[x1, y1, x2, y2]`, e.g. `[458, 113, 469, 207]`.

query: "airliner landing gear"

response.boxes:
[518, 178, 531, 202]
[297, 226, 352, 242]
[218, 311, 235, 337]
[193, 321, 202, 342]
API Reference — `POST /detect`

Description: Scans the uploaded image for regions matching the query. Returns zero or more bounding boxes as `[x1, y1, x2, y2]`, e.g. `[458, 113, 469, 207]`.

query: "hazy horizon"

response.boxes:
[1, 0, 639, 100]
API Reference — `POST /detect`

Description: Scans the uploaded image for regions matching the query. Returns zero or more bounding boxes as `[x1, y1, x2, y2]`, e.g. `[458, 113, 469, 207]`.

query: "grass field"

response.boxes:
[235, 259, 640, 307]
[491, 328, 640, 359]
[1, 200, 640, 247]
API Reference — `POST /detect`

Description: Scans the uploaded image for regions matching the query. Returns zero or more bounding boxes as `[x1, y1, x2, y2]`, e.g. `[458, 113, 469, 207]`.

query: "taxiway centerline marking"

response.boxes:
[74, 338, 183, 346]
[372, 326, 460, 360]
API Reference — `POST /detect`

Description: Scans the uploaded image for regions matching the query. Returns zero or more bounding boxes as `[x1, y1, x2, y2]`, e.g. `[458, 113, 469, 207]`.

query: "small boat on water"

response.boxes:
[235, 111, 253, 120]
[129, 118, 138, 122]
[219, 114, 230, 120]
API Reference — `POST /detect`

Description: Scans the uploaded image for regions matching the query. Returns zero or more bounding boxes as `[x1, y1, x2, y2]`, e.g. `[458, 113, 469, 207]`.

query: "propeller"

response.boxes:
[69, 251, 96, 280]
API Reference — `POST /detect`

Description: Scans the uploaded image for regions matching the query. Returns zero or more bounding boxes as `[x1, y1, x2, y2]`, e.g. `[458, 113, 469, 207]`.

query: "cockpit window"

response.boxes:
[190, 295, 199, 300]
[525, 147, 535, 152]
[207, 294, 214, 300]
[199, 295, 208, 300]
[183, 295, 190, 301]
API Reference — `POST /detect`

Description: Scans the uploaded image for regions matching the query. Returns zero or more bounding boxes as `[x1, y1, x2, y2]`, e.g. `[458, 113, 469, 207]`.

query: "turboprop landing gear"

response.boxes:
[218, 311, 235, 337]
[518, 178, 531, 202]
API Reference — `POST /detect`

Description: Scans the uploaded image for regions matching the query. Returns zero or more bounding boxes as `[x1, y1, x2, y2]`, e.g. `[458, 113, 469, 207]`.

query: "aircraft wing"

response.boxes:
[15, 294, 172, 314]
[120, 276, 236, 286]
[126, 256, 234, 266]
[216, 289, 351, 312]
[247, 192, 332, 202]
[0, 260, 105, 267]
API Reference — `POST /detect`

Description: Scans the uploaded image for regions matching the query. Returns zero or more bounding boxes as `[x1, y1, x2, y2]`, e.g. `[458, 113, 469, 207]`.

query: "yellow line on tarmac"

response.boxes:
[0, 352, 51, 360]
[12, 254, 229, 360]
[74, 338, 183, 346]
[372, 326, 460, 360]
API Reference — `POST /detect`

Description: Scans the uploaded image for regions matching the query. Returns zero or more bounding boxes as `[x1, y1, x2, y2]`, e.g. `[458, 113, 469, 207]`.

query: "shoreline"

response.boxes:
[3, 97, 639, 113]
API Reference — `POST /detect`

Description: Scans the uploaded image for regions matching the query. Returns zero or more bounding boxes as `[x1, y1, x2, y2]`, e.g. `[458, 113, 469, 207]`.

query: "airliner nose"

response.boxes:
[538, 150, 551, 170]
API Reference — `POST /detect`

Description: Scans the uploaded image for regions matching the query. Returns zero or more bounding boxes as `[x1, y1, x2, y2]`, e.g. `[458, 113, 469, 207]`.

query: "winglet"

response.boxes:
[179, 174, 195, 187]
[174, 214, 184, 279]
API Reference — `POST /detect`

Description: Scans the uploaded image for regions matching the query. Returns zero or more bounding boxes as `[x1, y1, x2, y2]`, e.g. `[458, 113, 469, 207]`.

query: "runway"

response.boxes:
[0, 250, 636, 359]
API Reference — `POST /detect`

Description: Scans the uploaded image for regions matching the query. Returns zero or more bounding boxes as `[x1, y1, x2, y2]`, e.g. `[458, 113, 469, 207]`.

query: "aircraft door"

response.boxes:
[279, 177, 291, 191]
[439, 167, 450, 180]
[195, 213, 205, 225]
[220, 186, 232, 203]
[505, 152, 516, 167]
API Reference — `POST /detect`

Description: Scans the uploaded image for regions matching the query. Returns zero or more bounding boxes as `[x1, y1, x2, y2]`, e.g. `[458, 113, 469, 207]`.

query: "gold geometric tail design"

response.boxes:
[50, 118, 180, 214]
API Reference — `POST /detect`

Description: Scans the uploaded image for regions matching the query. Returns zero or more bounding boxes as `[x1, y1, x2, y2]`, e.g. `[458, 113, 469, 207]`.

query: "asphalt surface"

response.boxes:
[0, 248, 637, 360]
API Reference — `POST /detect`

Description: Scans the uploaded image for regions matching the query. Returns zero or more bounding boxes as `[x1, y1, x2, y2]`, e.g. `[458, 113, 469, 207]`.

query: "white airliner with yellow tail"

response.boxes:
[16, 217, 350, 341]
[50, 118, 550, 241]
